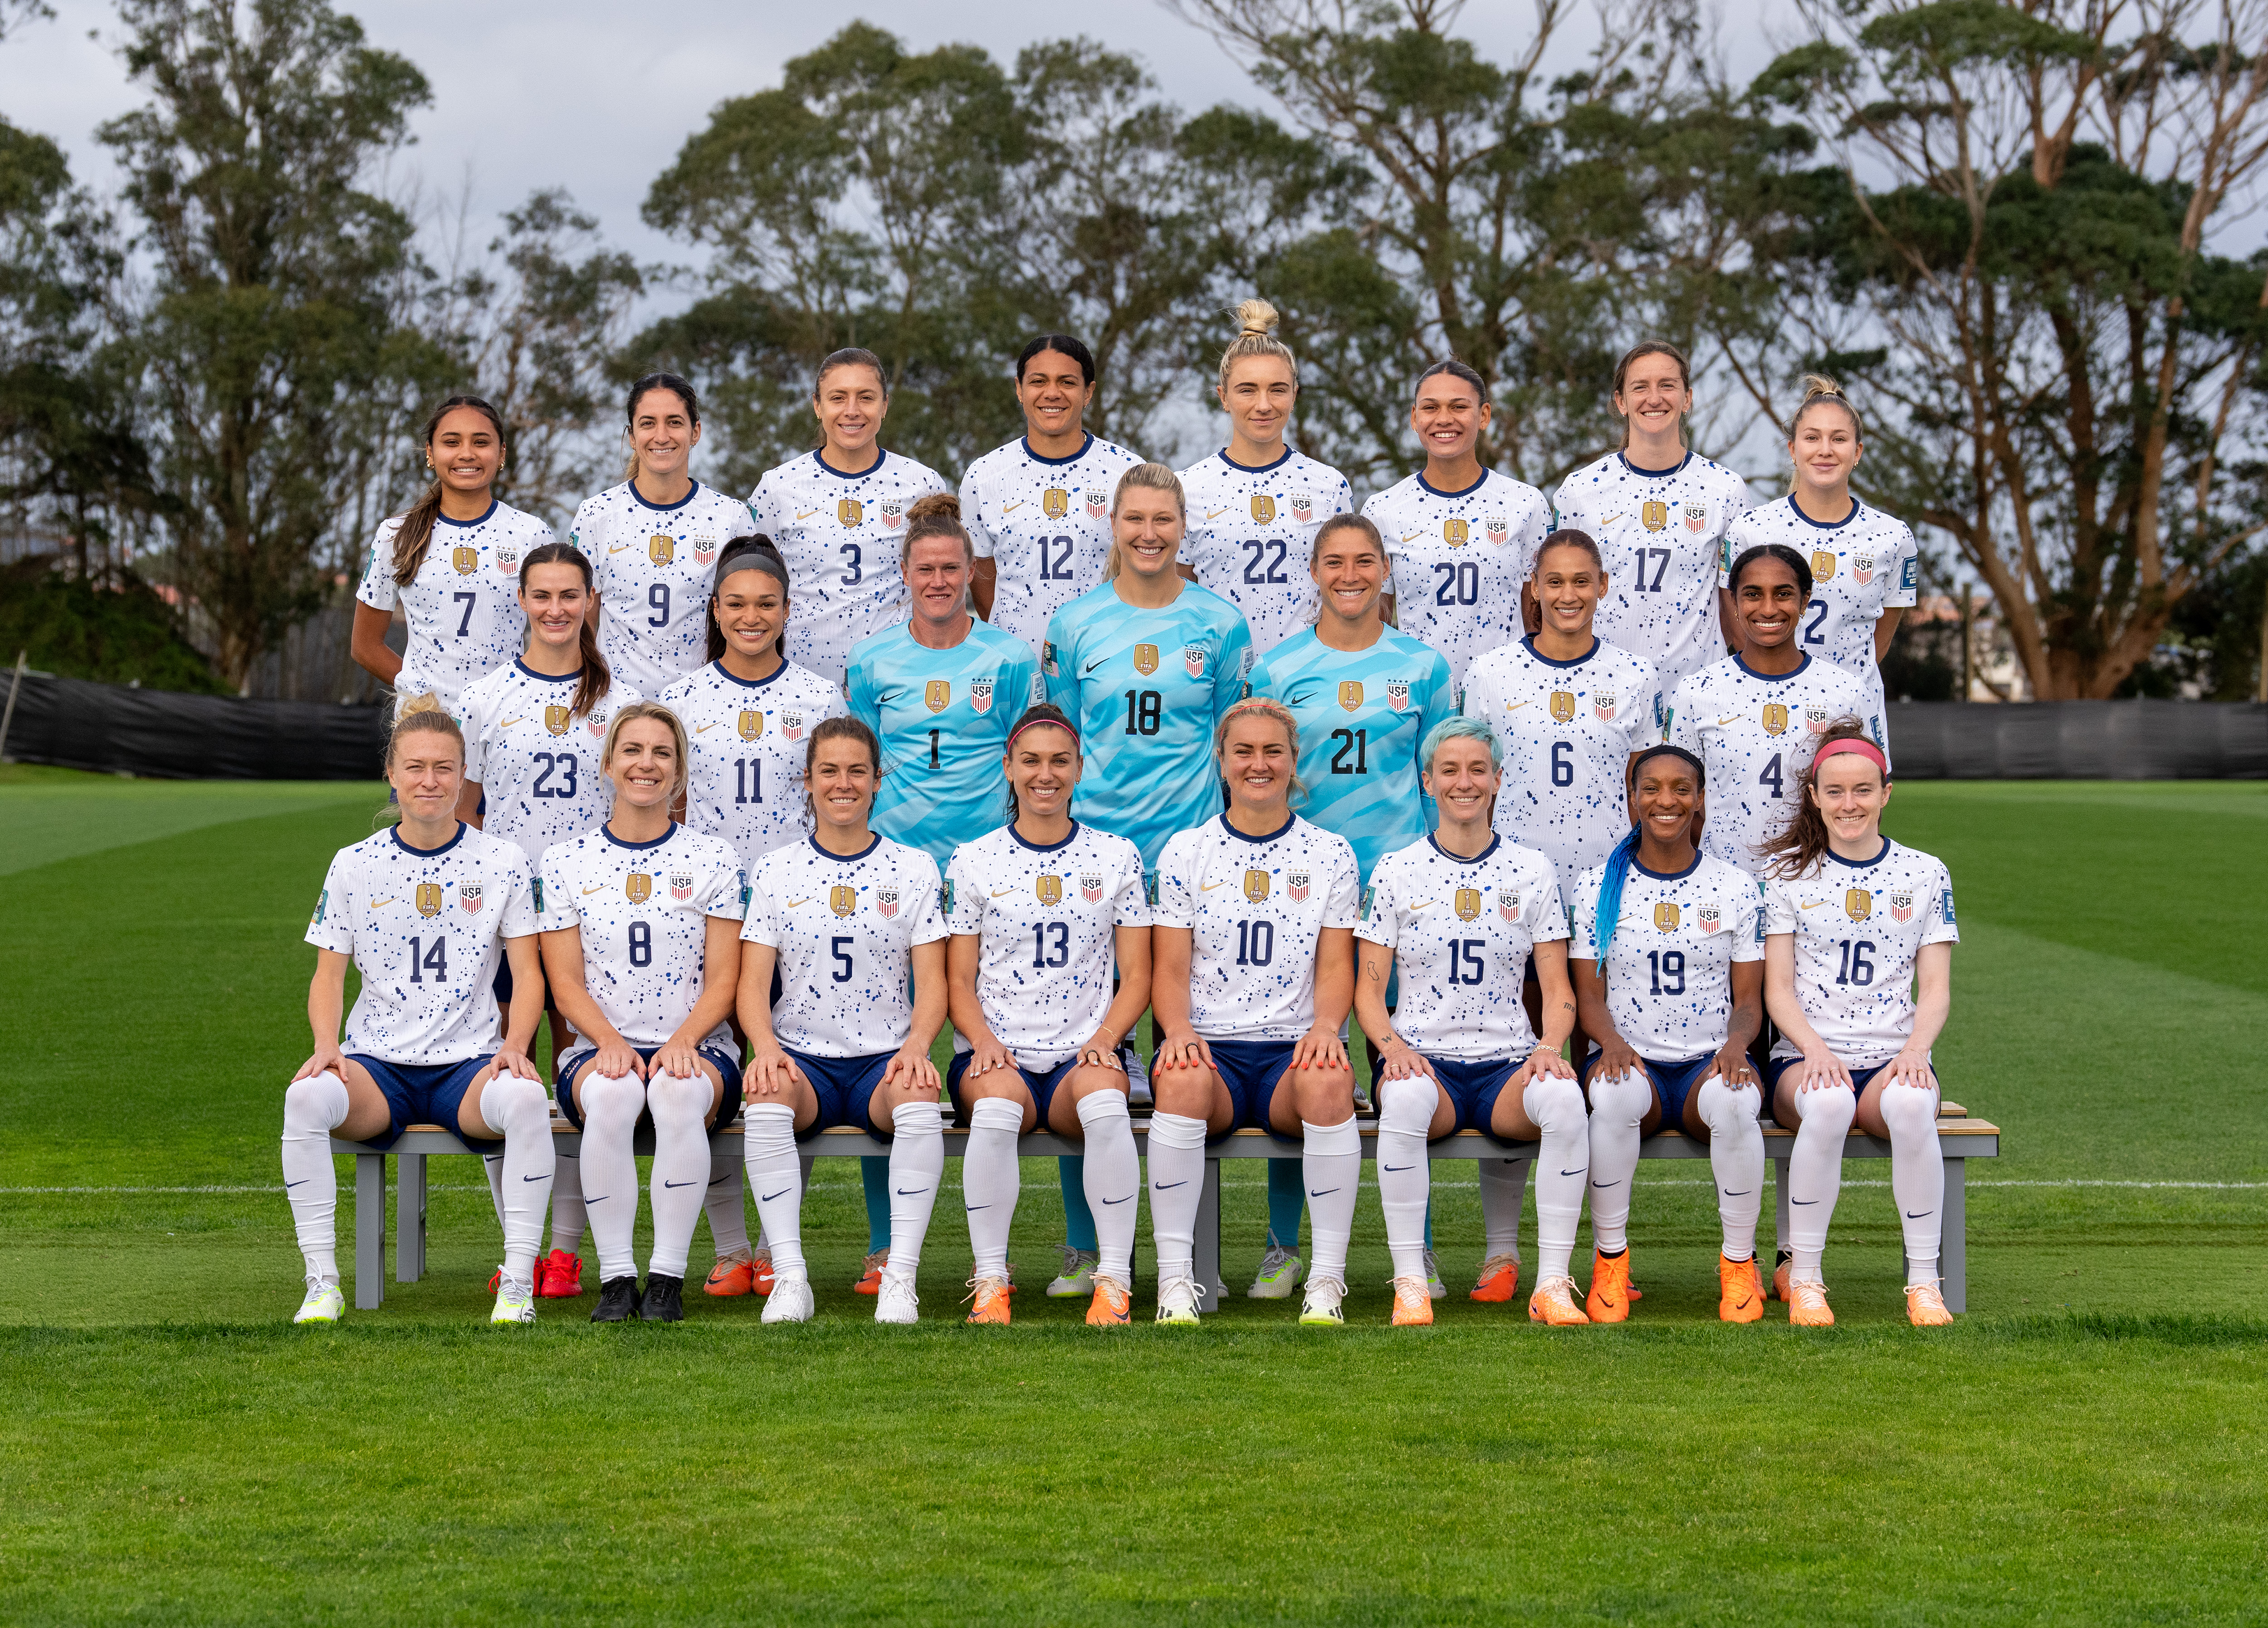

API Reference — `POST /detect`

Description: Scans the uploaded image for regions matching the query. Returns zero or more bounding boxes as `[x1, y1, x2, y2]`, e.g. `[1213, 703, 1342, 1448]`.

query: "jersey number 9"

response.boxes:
[648, 582, 669, 629]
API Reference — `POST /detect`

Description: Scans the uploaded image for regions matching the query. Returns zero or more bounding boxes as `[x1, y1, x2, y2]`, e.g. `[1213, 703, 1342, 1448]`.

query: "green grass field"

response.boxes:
[2, 769, 2263, 1623]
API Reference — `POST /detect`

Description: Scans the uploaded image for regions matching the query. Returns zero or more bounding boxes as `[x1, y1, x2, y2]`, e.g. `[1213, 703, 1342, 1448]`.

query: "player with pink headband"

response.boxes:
[1759, 725, 1959, 1327]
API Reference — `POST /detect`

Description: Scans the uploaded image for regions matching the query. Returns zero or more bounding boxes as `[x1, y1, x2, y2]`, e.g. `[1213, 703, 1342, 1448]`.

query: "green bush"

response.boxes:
[0, 558, 226, 693]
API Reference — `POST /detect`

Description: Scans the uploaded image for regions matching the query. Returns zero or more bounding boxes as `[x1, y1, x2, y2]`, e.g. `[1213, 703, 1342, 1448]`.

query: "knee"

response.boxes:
[1698, 1076, 1760, 1130]
[1524, 1074, 1584, 1133]
[1150, 1062, 1213, 1117]
[1878, 1081, 1937, 1139]
[1589, 1069, 1651, 1123]
[1798, 1085, 1857, 1136]
[284, 1072, 348, 1129]
[582, 1072, 644, 1129]
[646, 1070, 710, 1126]
[1376, 1075, 1436, 1135]
[483, 1074, 549, 1130]
[1294, 1065, 1354, 1124]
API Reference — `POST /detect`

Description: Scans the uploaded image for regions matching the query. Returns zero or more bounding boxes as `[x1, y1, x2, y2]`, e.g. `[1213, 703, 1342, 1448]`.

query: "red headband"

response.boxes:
[1813, 738, 1889, 777]
[1006, 715, 1079, 754]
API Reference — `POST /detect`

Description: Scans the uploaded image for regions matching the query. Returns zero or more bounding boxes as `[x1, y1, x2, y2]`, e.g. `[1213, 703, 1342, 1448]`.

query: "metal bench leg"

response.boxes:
[396, 1152, 425, 1284]
[1942, 1154, 1966, 1313]
[1772, 1155, 1790, 1266]
[355, 1152, 385, 1310]
[1196, 1156, 1224, 1312]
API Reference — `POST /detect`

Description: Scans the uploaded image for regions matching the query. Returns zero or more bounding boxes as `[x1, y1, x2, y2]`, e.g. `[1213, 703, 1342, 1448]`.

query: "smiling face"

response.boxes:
[903, 535, 970, 625]
[1015, 349, 1094, 442]
[806, 737, 879, 829]
[1411, 376, 1490, 465]
[1007, 724, 1081, 820]
[1533, 541, 1607, 637]
[1629, 754, 1703, 849]
[1735, 557, 1805, 651]
[606, 718, 679, 811]
[1218, 711, 1296, 818]
[1311, 525, 1385, 623]
[1613, 354, 1692, 447]
[429, 407, 503, 496]
[1423, 734, 1500, 824]
[815, 362, 888, 458]
[388, 729, 464, 824]
[631, 388, 699, 482]
[1112, 489, 1185, 579]
[1810, 751, 1889, 844]
[714, 567, 786, 659]
[519, 562, 590, 655]
[1217, 355, 1297, 448]
[1789, 401, 1862, 491]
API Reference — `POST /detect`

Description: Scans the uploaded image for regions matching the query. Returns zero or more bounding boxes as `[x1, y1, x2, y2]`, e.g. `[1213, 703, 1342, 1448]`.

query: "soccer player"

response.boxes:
[1353, 717, 1580, 1327]
[538, 703, 747, 1324]
[350, 395, 552, 718]
[1762, 729, 1958, 1328]
[1362, 360, 1552, 695]
[1568, 743, 1769, 1327]
[1552, 342, 1750, 690]
[1722, 376, 1918, 738]
[1178, 300, 1354, 656]
[572, 373, 762, 698]
[737, 718, 952, 1325]
[943, 705, 1154, 1326]
[1147, 699, 1364, 1328]
[963, 334, 1144, 657]
[749, 347, 952, 684]
[281, 708, 552, 1325]
[1667, 544, 1876, 877]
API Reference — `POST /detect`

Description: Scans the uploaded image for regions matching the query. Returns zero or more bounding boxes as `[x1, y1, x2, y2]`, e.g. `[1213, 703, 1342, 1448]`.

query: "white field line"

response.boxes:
[4, 1178, 2265, 1195]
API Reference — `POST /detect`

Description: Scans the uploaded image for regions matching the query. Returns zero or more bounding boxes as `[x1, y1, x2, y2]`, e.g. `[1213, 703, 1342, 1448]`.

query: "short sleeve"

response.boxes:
[1153, 835, 1197, 930]
[1568, 868, 1603, 961]
[1001, 644, 1041, 720]
[700, 851, 747, 921]
[497, 851, 539, 939]
[1719, 473, 1752, 533]
[1418, 651, 1456, 741]
[1515, 489, 1550, 581]
[845, 649, 879, 734]
[1526, 866, 1570, 941]
[1888, 526, 1921, 609]
[943, 850, 982, 935]
[1629, 656, 1665, 743]
[538, 844, 581, 931]
[1110, 849, 1152, 929]
[1728, 879, 1766, 963]
[458, 688, 492, 787]
[746, 476, 776, 534]
[906, 860, 950, 948]
[1353, 862, 1398, 949]
[1922, 861, 1960, 947]
[740, 870, 783, 948]
[963, 469, 997, 560]
[1666, 675, 1702, 756]
[1214, 613, 1253, 723]
[305, 851, 356, 954]
[1329, 474, 1354, 521]
[1041, 613, 1071, 709]
[1762, 878, 1798, 938]
[1322, 844, 1362, 930]
[354, 526, 398, 613]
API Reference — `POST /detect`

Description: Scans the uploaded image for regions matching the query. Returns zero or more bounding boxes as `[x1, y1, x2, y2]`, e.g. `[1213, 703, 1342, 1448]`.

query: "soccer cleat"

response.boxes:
[591, 1275, 641, 1323]
[1787, 1278, 1834, 1326]
[763, 1272, 815, 1325]
[1717, 1254, 1765, 1324]
[1247, 1244, 1303, 1299]
[703, 1250, 755, 1297]
[1085, 1276, 1132, 1326]
[1770, 1254, 1792, 1302]
[1046, 1246, 1100, 1299]
[875, 1269, 920, 1325]
[1122, 1046, 1153, 1108]
[1391, 1275, 1435, 1326]
[853, 1249, 889, 1296]
[964, 1275, 1012, 1325]
[1422, 1248, 1447, 1300]
[536, 1248, 583, 1298]
[1155, 1276, 1202, 1325]
[640, 1273, 685, 1324]
[1528, 1276, 1591, 1325]
[1469, 1253, 1522, 1303]
[491, 1271, 537, 1325]
[750, 1247, 776, 1296]
[1299, 1276, 1346, 1327]
[293, 1278, 344, 1325]
[1586, 1250, 1633, 1323]
[1905, 1281, 1955, 1327]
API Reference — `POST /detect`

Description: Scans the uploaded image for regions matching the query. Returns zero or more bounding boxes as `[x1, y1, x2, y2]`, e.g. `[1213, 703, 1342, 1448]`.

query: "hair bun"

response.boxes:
[905, 492, 960, 524]
[1233, 296, 1279, 337]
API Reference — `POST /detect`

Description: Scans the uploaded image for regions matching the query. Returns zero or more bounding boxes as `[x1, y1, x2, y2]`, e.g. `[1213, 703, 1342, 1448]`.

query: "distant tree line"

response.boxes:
[2, 0, 2264, 699]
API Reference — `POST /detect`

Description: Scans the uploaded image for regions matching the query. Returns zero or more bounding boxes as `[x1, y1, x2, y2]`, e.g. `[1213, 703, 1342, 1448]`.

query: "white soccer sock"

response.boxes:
[743, 1102, 805, 1279]
[1878, 1080, 1943, 1285]
[1786, 1084, 1856, 1282]
[704, 1154, 751, 1258]
[1145, 1111, 1210, 1286]
[1524, 1074, 1587, 1284]
[963, 1098, 1023, 1281]
[281, 1072, 350, 1284]
[1075, 1090, 1140, 1287]
[1697, 1075, 1764, 1263]
[1478, 1157, 1527, 1261]
[886, 1101, 945, 1273]
[485, 1075, 555, 1284]
[547, 1149, 587, 1255]
[1302, 1116, 1361, 1288]
[484, 1152, 507, 1230]
[645, 1071, 711, 1279]
[1375, 1076, 1435, 1281]
[578, 1071, 645, 1282]
[1585, 1068, 1652, 1256]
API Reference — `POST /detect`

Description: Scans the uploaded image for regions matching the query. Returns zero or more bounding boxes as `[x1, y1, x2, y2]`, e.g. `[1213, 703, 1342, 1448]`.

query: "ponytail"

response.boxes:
[391, 395, 506, 586]
[1590, 824, 1643, 974]
[515, 541, 611, 719]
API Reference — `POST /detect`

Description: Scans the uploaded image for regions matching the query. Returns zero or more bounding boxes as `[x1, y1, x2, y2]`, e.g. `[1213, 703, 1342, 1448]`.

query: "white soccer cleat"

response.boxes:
[490, 1271, 537, 1325]
[762, 1272, 816, 1325]
[1298, 1276, 1346, 1327]
[1046, 1245, 1099, 1299]
[1155, 1276, 1203, 1325]
[1422, 1248, 1447, 1300]
[1121, 1046, 1153, 1108]
[1247, 1244, 1303, 1299]
[293, 1278, 344, 1325]
[875, 1270, 920, 1325]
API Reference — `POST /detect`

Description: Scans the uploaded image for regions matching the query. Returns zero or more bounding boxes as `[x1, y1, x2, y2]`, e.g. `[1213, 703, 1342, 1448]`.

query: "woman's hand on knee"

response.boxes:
[1796, 1047, 1851, 1094]
[747, 1044, 799, 1097]
[1376, 1037, 1433, 1082]
[1520, 1042, 1575, 1085]
[1883, 1046, 1936, 1095]
[593, 1038, 641, 1081]
[964, 1033, 1017, 1079]
[1291, 1022, 1348, 1076]
[294, 1042, 348, 1085]
[1708, 1044, 1758, 1092]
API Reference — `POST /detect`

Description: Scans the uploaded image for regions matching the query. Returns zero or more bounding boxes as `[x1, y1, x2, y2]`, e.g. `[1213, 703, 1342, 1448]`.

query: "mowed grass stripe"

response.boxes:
[0, 773, 384, 877]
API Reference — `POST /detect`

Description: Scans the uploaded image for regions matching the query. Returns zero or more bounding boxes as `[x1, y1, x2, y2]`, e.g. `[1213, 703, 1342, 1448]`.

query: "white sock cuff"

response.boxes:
[284, 1071, 351, 1131]
[1302, 1115, 1360, 1155]
[970, 1096, 1024, 1134]
[893, 1099, 944, 1135]
[743, 1100, 797, 1154]
[1075, 1089, 1130, 1128]
[1148, 1110, 1210, 1150]
[1376, 1075, 1435, 1134]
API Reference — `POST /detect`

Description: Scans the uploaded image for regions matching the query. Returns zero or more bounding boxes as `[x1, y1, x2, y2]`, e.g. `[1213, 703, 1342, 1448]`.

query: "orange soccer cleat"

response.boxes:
[1391, 1276, 1435, 1326]
[535, 1249, 583, 1298]
[965, 1276, 1012, 1325]
[1527, 1276, 1591, 1325]
[1585, 1250, 1633, 1323]
[750, 1248, 775, 1296]
[1469, 1253, 1520, 1303]
[854, 1249, 889, 1296]
[1770, 1256, 1792, 1303]
[1717, 1254, 1764, 1323]
[1085, 1276, 1131, 1327]
[703, 1252, 755, 1297]
[1905, 1281, 1955, 1327]
[1786, 1278, 1834, 1327]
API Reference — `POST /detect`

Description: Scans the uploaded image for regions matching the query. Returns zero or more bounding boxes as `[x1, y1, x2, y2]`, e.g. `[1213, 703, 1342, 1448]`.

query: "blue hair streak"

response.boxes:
[1593, 743, 1707, 973]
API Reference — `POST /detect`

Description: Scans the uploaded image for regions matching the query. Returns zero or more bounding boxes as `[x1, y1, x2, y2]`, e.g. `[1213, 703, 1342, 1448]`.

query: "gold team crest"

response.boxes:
[1043, 489, 1070, 520]
[415, 882, 445, 918]
[1845, 889, 1873, 922]
[924, 680, 951, 714]
[738, 709, 764, 741]
[1252, 494, 1276, 525]
[1134, 644, 1160, 676]
[1036, 875, 1063, 906]
[830, 885, 857, 918]
[1641, 500, 1669, 532]
[626, 873, 653, 904]
[1244, 870, 1271, 904]
[451, 545, 479, 575]
[1443, 518, 1469, 548]
[1761, 703, 1790, 736]
[1549, 690, 1576, 724]
[839, 499, 863, 527]
[1654, 902, 1681, 932]
[1812, 550, 1838, 582]
[649, 534, 674, 565]
[1338, 681, 1364, 712]
[1455, 888, 1482, 922]
[543, 704, 572, 736]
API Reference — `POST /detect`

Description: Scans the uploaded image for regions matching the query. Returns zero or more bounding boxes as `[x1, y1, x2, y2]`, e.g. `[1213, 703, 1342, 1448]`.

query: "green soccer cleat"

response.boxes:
[293, 1278, 344, 1325]
[1246, 1244, 1303, 1299]
[1299, 1276, 1346, 1327]
[1046, 1246, 1100, 1298]
[490, 1271, 536, 1325]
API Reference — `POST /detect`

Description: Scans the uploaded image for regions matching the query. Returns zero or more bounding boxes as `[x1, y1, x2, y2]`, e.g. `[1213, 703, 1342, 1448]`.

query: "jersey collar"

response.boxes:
[810, 831, 883, 863]
[1520, 633, 1600, 670]
[1217, 446, 1293, 475]
[1020, 432, 1093, 467]
[604, 820, 677, 852]
[1426, 831, 1500, 865]
[1824, 836, 1892, 870]
[713, 656, 789, 690]
[390, 821, 467, 857]
[1416, 469, 1489, 501]
[1218, 811, 1295, 845]
[1786, 494, 1860, 531]
[630, 479, 701, 514]
[435, 499, 499, 529]
[1009, 819, 1081, 855]
[813, 449, 886, 480]
[1632, 850, 1703, 881]
[513, 658, 581, 683]
[1617, 450, 1691, 480]
[1733, 650, 1811, 681]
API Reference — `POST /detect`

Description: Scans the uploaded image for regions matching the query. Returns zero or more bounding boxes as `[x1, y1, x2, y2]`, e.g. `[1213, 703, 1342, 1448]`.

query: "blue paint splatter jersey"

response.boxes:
[660, 659, 850, 872]
[572, 480, 755, 699]
[354, 500, 554, 718]
[1041, 580, 1253, 879]
[1569, 851, 1763, 1063]
[742, 834, 948, 1057]
[960, 432, 1144, 658]
[1363, 468, 1552, 694]
[458, 660, 644, 869]
[1763, 839, 1957, 1068]
[1177, 450, 1354, 655]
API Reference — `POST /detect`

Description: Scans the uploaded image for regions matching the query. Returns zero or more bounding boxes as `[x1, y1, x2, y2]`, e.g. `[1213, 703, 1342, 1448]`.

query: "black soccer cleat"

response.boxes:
[640, 1273, 685, 1323]
[592, 1275, 642, 1322]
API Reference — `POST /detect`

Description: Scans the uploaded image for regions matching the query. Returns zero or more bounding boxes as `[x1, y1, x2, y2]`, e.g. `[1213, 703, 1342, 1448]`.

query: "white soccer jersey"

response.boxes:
[1355, 835, 1568, 1061]
[1569, 852, 1764, 1064]
[571, 480, 754, 697]
[1154, 814, 1362, 1043]
[1667, 653, 1878, 876]
[742, 834, 948, 1057]
[305, 824, 539, 1065]
[1177, 450, 1354, 655]
[942, 821, 1151, 1073]
[660, 659, 850, 871]
[1721, 496, 1920, 727]
[748, 450, 952, 684]
[537, 823, 744, 1054]
[459, 661, 645, 869]
[1764, 839, 1958, 1069]
[1552, 451, 1752, 688]
[1461, 635, 1664, 907]
[961, 433, 1143, 657]
[1364, 469, 1552, 694]
[353, 501, 553, 717]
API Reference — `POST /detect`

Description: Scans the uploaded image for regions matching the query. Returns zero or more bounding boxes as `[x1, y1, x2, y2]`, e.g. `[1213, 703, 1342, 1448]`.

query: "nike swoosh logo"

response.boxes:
[1308, 1188, 1339, 1198]
[761, 1188, 792, 1202]
[501, 717, 521, 727]
[1721, 1188, 1752, 1197]
[1399, 530, 1422, 543]
[284, 1179, 308, 1188]
[1085, 657, 1107, 674]
[523, 1174, 545, 1182]
[897, 1186, 929, 1196]
[1503, 700, 1529, 711]
[1100, 1195, 1133, 1205]
[1591, 1178, 1623, 1189]
[1409, 900, 1435, 912]
[1200, 879, 1228, 891]
[695, 722, 718, 732]
[1002, 501, 1024, 513]
[1383, 1164, 1414, 1172]
[582, 885, 606, 895]
[586, 1195, 611, 1204]
[1716, 715, 1738, 725]
[991, 887, 1015, 898]
[609, 542, 630, 553]
[965, 1203, 992, 1212]
[796, 508, 818, 520]
[1792, 1198, 1819, 1205]
[1602, 513, 1625, 525]
[787, 899, 811, 908]
[1154, 1180, 1188, 1191]
[1799, 901, 1825, 910]
[663, 1179, 699, 1188]
[1205, 508, 1228, 521]
[707, 1174, 731, 1187]
[1906, 1209, 1933, 1219]
[369, 898, 394, 909]
[1560, 1168, 1585, 1177]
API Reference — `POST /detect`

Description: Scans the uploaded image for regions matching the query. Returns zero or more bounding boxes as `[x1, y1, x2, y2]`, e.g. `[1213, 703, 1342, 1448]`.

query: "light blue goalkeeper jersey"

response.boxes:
[1246, 626, 1457, 883]
[1041, 578, 1253, 880]
[847, 617, 1044, 868]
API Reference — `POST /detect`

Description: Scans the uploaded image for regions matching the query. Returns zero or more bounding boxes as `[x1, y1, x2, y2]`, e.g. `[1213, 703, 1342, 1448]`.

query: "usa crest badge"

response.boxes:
[1338, 681, 1364, 712]
[1890, 888, 1914, 923]
[1455, 887, 1481, 922]
[1684, 502, 1706, 532]
[1549, 690, 1576, 724]
[459, 883, 483, 914]
[1084, 488, 1108, 518]
[1290, 492, 1313, 523]
[1805, 707, 1832, 734]
[1641, 500, 1668, 532]
[969, 679, 994, 715]
[1386, 679, 1409, 712]
[1443, 518, 1469, 548]
[1184, 644, 1206, 680]
[1485, 514, 1509, 545]
[1036, 875, 1063, 907]
[1043, 489, 1070, 520]
[650, 534, 675, 566]
[1288, 870, 1311, 903]
[1080, 872, 1103, 903]
[544, 704, 572, 736]
[1811, 549, 1838, 582]
[1853, 553, 1875, 585]
[693, 534, 718, 564]
[1698, 902, 1721, 933]
[1593, 690, 1617, 720]
[738, 709, 764, 741]
[1654, 901, 1681, 932]
[781, 711, 804, 741]
[1845, 888, 1872, 921]
[452, 545, 479, 575]
[670, 872, 694, 902]
[1497, 889, 1520, 922]
[1761, 703, 1789, 736]
[924, 680, 951, 714]
[495, 540, 520, 576]
[878, 499, 902, 531]
[626, 874, 653, 904]
[415, 883, 444, 918]
[1134, 645, 1159, 677]
[838, 498, 863, 528]
[876, 886, 900, 918]
[1252, 494, 1276, 525]
[1244, 870, 1271, 904]
[587, 715, 607, 738]
[830, 885, 857, 918]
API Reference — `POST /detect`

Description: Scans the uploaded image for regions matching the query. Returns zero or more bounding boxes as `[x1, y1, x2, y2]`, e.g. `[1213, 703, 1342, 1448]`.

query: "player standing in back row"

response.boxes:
[750, 348, 951, 685]
[1553, 342, 1750, 690]
[1178, 300, 1354, 657]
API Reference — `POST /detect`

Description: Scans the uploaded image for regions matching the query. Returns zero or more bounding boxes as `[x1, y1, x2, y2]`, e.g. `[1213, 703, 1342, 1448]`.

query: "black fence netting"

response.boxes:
[1885, 699, 2268, 779]
[0, 672, 385, 780]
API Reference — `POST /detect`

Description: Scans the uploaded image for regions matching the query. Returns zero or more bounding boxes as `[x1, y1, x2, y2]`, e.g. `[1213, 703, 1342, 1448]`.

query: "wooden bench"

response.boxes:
[336, 1107, 2000, 1313]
